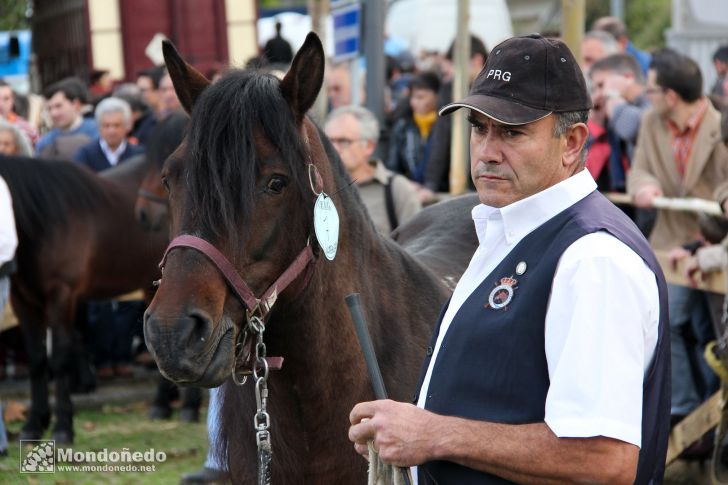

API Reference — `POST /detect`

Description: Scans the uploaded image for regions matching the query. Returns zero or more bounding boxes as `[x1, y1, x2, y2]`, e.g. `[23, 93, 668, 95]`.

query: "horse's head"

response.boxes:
[135, 112, 189, 231]
[144, 34, 330, 387]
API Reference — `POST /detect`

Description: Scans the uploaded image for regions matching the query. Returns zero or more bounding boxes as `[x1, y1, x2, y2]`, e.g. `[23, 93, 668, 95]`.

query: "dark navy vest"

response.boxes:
[415, 190, 670, 485]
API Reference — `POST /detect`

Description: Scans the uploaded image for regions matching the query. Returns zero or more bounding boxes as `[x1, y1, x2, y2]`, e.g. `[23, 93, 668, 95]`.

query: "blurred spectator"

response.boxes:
[0, 120, 33, 156]
[113, 83, 157, 146]
[424, 34, 487, 195]
[387, 72, 440, 190]
[0, 80, 37, 146]
[325, 105, 421, 234]
[263, 21, 294, 66]
[387, 50, 417, 110]
[628, 50, 728, 432]
[587, 53, 649, 192]
[0, 173, 17, 459]
[158, 71, 182, 119]
[89, 68, 113, 105]
[592, 16, 652, 76]
[326, 64, 353, 111]
[711, 45, 728, 98]
[580, 30, 620, 73]
[36, 78, 98, 159]
[73, 97, 144, 172]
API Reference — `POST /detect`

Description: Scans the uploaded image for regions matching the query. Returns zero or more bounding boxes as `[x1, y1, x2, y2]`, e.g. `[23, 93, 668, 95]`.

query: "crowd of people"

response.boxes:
[1, 13, 728, 483]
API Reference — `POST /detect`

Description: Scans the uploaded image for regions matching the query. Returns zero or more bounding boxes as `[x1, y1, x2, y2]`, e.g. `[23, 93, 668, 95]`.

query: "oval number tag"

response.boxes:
[313, 193, 340, 260]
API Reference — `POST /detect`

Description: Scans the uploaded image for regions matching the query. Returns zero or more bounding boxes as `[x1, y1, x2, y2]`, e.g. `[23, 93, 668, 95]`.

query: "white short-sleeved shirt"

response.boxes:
[411, 170, 659, 483]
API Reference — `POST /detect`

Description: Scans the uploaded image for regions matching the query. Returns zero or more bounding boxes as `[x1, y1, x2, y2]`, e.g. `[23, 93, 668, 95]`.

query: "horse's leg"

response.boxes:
[45, 288, 77, 444]
[17, 316, 50, 439]
[179, 386, 202, 422]
[49, 323, 74, 443]
[149, 377, 175, 419]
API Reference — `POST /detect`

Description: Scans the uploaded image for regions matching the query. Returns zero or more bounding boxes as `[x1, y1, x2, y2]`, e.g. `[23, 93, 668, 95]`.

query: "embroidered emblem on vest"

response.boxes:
[485, 276, 518, 310]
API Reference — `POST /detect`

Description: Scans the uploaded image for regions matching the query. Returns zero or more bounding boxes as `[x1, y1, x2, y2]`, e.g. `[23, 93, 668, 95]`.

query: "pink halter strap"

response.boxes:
[159, 234, 314, 317]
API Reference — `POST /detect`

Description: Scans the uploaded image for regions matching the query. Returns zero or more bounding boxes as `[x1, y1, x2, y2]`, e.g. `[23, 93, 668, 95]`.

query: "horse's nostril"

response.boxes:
[187, 310, 213, 346]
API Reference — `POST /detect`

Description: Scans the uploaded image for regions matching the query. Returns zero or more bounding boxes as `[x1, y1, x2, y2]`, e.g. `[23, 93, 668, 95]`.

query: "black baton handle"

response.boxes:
[345, 293, 412, 485]
[346, 293, 388, 399]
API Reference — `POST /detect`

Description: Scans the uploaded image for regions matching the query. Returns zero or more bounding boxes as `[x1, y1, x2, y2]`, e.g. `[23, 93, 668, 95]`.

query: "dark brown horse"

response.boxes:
[0, 154, 168, 443]
[135, 112, 189, 232]
[143, 34, 478, 483]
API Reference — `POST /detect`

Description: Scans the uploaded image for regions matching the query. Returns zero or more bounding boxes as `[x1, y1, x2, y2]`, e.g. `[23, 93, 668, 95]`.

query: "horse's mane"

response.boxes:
[147, 111, 189, 167]
[186, 69, 313, 239]
[0, 155, 111, 243]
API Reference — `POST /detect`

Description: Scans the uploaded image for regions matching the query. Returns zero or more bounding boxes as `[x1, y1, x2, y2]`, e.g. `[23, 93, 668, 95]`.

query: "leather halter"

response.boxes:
[137, 188, 169, 206]
[159, 234, 314, 318]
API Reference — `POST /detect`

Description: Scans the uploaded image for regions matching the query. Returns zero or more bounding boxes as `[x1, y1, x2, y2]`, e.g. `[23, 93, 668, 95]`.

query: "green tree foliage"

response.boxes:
[0, 0, 29, 31]
[585, 0, 671, 52]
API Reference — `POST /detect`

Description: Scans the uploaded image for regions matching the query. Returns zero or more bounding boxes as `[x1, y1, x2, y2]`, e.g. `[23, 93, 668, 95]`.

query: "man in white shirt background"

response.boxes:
[348, 34, 670, 485]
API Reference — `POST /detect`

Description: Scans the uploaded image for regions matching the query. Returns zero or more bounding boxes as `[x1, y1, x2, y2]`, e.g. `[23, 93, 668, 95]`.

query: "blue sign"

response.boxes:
[332, 3, 360, 63]
[0, 30, 31, 93]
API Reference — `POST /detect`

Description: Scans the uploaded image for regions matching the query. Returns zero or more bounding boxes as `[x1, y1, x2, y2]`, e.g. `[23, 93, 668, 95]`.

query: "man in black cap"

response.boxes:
[348, 34, 670, 484]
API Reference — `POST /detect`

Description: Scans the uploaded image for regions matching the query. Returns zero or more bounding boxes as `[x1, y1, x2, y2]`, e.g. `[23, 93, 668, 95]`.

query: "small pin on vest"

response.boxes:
[516, 261, 527, 275]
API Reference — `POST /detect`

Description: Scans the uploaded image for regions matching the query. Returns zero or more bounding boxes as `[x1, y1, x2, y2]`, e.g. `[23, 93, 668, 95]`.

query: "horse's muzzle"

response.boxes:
[143, 309, 234, 386]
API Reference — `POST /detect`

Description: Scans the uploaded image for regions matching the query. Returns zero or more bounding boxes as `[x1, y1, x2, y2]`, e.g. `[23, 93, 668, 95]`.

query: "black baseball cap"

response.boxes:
[440, 34, 592, 125]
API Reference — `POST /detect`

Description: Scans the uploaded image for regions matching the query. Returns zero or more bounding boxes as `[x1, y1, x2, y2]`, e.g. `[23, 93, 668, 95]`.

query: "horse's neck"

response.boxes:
[101, 156, 147, 193]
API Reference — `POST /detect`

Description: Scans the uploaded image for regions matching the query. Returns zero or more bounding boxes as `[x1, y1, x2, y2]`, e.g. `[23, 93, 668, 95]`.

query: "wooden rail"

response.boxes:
[0, 290, 145, 333]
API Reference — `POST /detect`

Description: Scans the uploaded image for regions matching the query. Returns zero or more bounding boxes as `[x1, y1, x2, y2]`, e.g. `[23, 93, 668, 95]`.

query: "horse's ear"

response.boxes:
[280, 32, 325, 123]
[162, 40, 211, 115]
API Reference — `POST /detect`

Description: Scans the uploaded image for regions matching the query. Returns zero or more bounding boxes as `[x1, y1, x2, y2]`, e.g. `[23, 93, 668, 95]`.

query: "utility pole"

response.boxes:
[449, 0, 470, 195]
[610, 0, 624, 20]
[364, 0, 385, 125]
[561, 0, 585, 64]
[307, 0, 329, 125]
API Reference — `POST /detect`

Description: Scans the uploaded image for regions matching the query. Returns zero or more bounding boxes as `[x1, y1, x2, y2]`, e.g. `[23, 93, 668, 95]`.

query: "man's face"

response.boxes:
[47, 91, 81, 130]
[646, 69, 669, 116]
[0, 86, 14, 117]
[469, 111, 571, 208]
[410, 88, 437, 116]
[159, 74, 181, 113]
[326, 68, 352, 110]
[580, 38, 606, 71]
[0, 130, 17, 155]
[137, 75, 159, 111]
[324, 113, 373, 175]
[99, 111, 128, 149]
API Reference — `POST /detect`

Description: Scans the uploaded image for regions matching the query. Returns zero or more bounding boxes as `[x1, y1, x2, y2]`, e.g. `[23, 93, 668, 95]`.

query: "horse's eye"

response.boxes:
[266, 176, 287, 194]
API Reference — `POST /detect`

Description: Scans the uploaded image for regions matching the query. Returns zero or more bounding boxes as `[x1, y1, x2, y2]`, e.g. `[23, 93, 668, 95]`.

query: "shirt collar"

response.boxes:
[99, 138, 127, 161]
[667, 97, 708, 136]
[471, 169, 597, 246]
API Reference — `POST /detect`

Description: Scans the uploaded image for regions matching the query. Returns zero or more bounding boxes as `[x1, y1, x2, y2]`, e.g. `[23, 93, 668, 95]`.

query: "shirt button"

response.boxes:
[426, 346, 433, 356]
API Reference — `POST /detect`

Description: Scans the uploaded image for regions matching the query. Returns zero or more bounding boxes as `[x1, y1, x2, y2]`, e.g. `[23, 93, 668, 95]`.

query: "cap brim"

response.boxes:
[439, 94, 552, 125]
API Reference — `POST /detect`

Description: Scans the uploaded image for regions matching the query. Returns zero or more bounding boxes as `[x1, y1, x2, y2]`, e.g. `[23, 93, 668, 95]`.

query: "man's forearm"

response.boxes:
[429, 416, 638, 485]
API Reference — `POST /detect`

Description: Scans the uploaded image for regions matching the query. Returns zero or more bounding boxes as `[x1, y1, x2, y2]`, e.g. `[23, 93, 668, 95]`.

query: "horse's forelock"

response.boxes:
[183, 69, 314, 242]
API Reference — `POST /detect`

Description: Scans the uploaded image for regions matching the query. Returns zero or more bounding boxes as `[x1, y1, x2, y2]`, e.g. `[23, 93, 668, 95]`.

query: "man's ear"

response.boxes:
[562, 122, 589, 168]
[363, 139, 377, 159]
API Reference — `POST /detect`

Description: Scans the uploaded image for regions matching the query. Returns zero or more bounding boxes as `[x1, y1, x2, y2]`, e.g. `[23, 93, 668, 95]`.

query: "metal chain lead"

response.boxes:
[251, 316, 272, 485]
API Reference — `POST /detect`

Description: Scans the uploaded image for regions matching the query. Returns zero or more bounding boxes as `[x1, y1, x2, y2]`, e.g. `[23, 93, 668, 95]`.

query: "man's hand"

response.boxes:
[349, 399, 436, 467]
[683, 255, 701, 288]
[668, 246, 691, 272]
[633, 185, 662, 208]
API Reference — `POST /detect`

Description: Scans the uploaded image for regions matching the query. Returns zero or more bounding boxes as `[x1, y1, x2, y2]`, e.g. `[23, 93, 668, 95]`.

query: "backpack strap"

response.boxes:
[384, 174, 399, 231]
